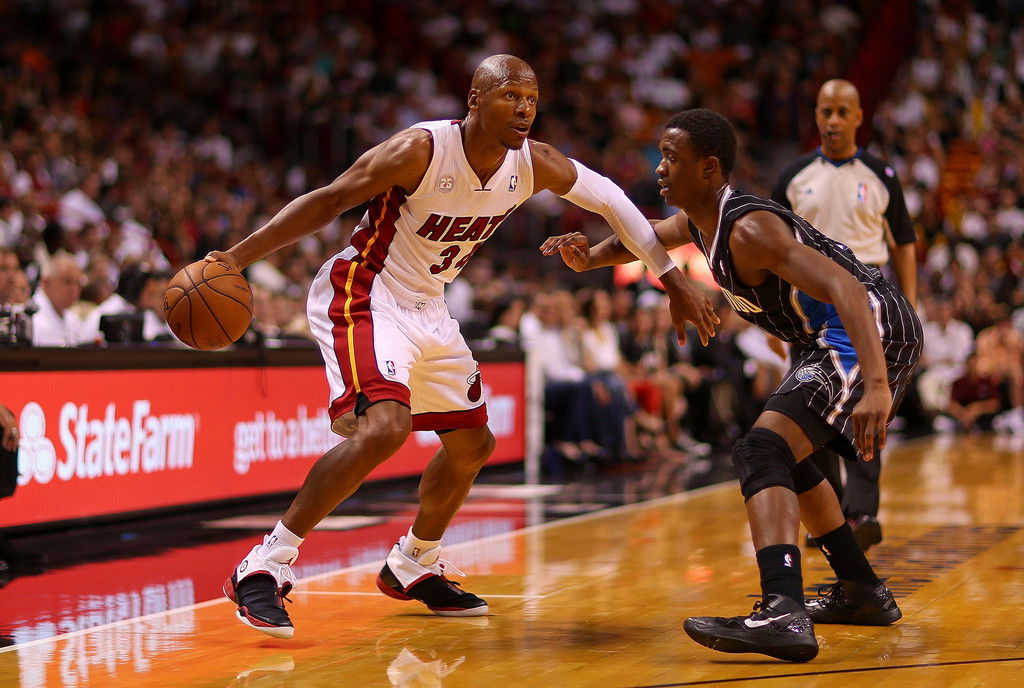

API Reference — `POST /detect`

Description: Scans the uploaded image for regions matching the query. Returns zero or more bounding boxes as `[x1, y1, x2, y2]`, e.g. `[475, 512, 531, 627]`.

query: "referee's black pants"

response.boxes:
[810, 448, 880, 520]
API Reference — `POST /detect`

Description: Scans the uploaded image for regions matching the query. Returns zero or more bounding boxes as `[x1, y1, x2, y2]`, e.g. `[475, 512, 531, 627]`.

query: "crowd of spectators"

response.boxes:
[2, 0, 1023, 476]
[0, 0, 870, 339]
[865, 1, 1024, 435]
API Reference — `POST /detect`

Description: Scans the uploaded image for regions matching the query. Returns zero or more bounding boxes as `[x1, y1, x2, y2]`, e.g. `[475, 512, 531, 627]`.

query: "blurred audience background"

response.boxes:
[2, 0, 1023, 476]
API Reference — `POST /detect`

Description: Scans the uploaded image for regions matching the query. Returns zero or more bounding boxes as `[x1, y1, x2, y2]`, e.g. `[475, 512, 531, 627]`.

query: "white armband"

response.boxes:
[559, 159, 676, 276]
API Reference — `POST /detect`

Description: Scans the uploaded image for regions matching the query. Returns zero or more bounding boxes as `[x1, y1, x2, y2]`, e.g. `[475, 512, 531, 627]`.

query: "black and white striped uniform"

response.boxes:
[688, 188, 923, 458]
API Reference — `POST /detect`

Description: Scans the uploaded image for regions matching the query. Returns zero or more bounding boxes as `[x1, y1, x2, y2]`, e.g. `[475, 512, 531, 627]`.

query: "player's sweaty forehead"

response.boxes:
[471, 55, 537, 95]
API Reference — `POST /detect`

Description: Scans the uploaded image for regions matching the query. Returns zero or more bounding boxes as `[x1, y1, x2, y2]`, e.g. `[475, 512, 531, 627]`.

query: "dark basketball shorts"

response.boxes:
[764, 334, 921, 462]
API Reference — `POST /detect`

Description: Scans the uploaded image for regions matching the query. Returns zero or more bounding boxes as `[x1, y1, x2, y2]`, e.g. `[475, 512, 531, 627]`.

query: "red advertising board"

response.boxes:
[0, 361, 524, 528]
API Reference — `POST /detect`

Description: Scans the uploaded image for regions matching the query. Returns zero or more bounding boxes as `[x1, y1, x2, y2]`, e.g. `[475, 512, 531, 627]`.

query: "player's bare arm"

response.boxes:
[731, 210, 891, 460]
[209, 128, 432, 269]
[531, 142, 717, 345]
[528, 140, 579, 196]
[540, 213, 694, 270]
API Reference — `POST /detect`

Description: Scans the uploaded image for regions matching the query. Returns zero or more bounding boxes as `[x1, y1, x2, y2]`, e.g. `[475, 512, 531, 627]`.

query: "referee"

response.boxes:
[771, 79, 917, 550]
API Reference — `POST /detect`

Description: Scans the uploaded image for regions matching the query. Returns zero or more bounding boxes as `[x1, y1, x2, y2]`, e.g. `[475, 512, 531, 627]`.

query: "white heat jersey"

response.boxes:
[345, 119, 534, 304]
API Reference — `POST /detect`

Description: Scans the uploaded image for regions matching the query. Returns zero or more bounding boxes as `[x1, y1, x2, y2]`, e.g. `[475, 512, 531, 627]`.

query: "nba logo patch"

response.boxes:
[385, 360, 396, 377]
[856, 183, 868, 203]
[508, 175, 518, 192]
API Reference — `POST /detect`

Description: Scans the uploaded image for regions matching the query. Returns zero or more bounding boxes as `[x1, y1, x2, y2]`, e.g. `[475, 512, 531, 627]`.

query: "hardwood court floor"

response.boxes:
[1, 435, 1022, 687]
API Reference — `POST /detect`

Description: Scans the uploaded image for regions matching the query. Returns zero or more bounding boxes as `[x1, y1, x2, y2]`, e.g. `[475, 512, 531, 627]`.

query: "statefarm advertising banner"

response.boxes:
[0, 361, 525, 528]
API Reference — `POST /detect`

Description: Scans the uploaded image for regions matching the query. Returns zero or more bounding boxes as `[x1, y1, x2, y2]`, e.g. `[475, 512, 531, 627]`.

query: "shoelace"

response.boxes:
[270, 560, 297, 605]
[437, 558, 466, 578]
[816, 581, 843, 600]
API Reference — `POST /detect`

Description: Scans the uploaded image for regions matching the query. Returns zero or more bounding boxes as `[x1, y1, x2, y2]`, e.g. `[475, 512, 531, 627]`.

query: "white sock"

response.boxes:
[262, 521, 304, 560]
[400, 527, 441, 562]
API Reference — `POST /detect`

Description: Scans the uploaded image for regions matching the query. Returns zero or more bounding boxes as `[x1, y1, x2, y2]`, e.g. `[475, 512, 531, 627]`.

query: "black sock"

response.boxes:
[815, 522, 880, 585]
[756, 544, 804, 604]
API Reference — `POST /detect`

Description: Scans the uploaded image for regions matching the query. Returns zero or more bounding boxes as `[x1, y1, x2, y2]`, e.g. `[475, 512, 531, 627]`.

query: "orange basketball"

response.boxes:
[163, 260, 253, 350]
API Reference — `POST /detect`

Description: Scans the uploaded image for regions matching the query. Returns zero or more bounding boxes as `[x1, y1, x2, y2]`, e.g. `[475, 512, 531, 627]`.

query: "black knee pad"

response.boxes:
[792, 457, 827, 494]
[731, 428, 797, 501]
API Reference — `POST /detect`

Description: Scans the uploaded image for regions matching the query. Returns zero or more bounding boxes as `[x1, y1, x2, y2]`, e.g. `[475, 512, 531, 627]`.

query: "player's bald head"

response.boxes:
[471, 55, 537, 94]
[817, 79, 860, 108]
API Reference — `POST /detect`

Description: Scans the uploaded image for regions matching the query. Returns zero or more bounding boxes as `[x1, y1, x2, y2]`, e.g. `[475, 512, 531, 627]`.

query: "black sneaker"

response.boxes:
[223, 541, 298, 639]
[805, 579, 902, 625]
[848, 515, 883, 551]
[683, 594, 818, 662]
[376, 544, 488, 617]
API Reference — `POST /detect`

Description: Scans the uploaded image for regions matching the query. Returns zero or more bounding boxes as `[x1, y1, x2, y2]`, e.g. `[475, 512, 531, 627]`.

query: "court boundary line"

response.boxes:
[293, 591, 558, 599]
[629, 656, 1024, 687]
[0, 480, 734, 654]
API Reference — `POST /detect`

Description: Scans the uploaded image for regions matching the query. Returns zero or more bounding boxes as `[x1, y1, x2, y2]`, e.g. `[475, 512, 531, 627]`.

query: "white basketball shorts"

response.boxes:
[307, 255, 487, 436]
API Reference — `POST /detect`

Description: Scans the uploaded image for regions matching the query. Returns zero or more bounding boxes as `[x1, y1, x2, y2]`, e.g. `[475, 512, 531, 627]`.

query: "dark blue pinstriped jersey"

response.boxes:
[688, 188, 921, 374]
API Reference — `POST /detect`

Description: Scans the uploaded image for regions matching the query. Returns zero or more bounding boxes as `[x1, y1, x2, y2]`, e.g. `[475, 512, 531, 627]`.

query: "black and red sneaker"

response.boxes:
[223, 541, 298, 638]
[376, 543, 488, 617]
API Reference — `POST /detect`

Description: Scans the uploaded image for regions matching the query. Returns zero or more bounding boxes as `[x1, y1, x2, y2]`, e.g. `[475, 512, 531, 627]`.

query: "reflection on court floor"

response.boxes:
[1, 436, 1022, 687]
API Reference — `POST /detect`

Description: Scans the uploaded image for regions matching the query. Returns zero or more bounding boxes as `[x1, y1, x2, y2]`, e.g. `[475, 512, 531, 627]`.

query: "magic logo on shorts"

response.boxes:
[795, 366, 821, 383]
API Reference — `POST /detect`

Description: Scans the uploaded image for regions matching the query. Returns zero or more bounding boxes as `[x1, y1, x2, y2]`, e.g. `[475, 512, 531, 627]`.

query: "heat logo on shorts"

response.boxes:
[467, 371, 482, 403]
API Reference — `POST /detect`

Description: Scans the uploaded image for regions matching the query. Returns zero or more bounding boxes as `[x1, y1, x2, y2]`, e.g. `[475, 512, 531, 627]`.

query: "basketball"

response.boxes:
[163, 260, 253, 350]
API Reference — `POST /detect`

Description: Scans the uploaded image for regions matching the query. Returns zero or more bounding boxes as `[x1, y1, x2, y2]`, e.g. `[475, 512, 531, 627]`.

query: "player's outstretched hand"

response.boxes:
[540, 232, 591, 272]
[851, 386, 892, 461]
[664, 279, 719, 347]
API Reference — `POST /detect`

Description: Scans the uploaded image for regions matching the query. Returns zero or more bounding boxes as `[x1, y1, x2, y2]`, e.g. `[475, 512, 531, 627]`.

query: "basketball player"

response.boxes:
[771, 79, 917, 550]
[209, 55, 718, 639]
[541, 109, 921, 661]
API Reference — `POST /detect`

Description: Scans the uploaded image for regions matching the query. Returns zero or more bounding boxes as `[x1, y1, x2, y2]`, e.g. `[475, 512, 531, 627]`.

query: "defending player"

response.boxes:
[541, 109, 921, 661]
[210, 56, 718, 638]
[771, 79, 919, 550]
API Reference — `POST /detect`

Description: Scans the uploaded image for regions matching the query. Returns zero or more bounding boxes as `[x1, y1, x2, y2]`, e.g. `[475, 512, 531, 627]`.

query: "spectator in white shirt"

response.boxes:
[527, 291, 605, 469]
[6, 269, 30, 307]
[58, 173, 108, 235]
[81, 263, 174, 343]
[31, 254, 87, 347]
[995, 189, 1024, 240]
[918, 298, 975, 413]
[0, 197, 24, 248]
[579, 289, 632, 461]
[0, 248, 19, 304]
